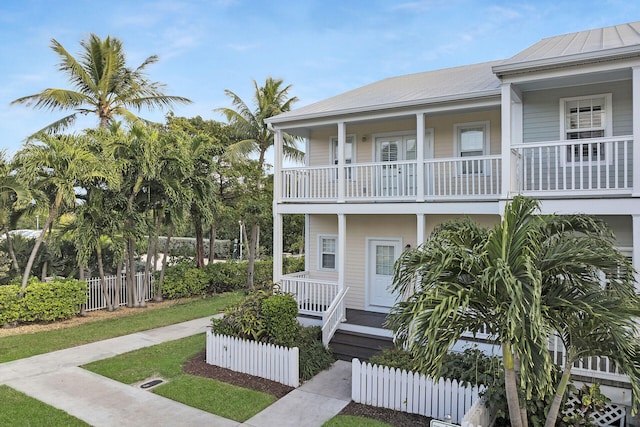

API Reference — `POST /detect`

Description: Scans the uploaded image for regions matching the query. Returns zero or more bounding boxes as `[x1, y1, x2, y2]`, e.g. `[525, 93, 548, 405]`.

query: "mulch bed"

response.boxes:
[183, 350, 432, 426]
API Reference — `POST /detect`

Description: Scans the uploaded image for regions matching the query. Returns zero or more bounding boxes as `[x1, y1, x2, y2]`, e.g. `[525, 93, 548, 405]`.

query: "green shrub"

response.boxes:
[283, 256, 304, 274]
[212, 290, 269, 341]
[20, 278, 87, 322]
[0, 285, 21, 325]
[261, 294, 298, 347]
[161, 262, 207, 299]
[204, 262, 245, 293]
[297, 326, 334, 380]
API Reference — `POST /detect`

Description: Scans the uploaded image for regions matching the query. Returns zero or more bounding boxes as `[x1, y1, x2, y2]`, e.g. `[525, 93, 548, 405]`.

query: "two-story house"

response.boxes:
[266, 21, 640, 413]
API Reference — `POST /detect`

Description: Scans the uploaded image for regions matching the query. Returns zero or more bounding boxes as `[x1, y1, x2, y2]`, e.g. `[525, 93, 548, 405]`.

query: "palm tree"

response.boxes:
[217, 77, 302, 289]
[387, 196, 639, 427]
[11, 34, 191, 135]
[14, 132, 115, 289]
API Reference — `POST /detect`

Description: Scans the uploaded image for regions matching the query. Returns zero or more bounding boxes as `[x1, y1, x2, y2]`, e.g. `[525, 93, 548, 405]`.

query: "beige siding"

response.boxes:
[427, 110, 502, 158]
[309, 213, 501, 311]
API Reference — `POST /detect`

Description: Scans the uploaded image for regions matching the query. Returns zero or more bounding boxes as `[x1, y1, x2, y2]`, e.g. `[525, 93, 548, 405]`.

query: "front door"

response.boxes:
[368, 239, 402, 309]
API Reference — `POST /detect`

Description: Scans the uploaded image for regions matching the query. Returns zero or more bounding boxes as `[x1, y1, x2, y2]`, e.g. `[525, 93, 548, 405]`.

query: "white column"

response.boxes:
[633, 215, 640, 292]
[416, 213, 426, 246]
[338, 213, 346, 291]
[633, 67, 640, 196]
[304, 214, 310, 272]
[416, 113, 425, 202]
[500, 83, 512, 200]
[337, 122, 346, 203]
[273, 212, 283, 284]
[273, 128, 283, 203]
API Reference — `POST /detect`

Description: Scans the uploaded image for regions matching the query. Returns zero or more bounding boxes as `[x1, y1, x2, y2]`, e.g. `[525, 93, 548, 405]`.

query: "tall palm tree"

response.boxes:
[217, 77, 302, 289]
[387, 196, 639, 427]
[14, 132, 116, 289]
[11, 34, 191, 135]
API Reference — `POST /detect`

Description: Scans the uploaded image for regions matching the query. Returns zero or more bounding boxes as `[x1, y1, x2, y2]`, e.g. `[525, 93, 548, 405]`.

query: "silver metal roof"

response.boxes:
[268, 60, 503, 124]
[494, 21, 640, 75]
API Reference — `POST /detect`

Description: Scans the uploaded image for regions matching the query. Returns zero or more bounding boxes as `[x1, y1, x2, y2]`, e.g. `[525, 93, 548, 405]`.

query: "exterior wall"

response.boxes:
[522, 80, 633, 143]
[427, 109, 502, 158]
[308, 213, 500, 311]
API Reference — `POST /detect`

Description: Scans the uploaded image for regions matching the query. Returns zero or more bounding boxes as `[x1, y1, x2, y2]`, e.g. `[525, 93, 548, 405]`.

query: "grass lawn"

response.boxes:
[323, 415, 392, 426]
[0, 385, 90, 427]
[0, 292, 242, 363]
[83, 334, 276, 422]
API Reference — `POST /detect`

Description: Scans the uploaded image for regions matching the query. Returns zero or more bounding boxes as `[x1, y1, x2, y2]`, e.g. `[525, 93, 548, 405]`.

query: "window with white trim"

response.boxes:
[454, 121, 490, 174]
[318, 235, 337, 270]
[560, 94, 612, 164]
[331, 135, 355, 179]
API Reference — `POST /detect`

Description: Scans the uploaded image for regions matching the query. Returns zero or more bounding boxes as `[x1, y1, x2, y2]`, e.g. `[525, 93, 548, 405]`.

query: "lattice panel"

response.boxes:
[563, 396, 626, 426]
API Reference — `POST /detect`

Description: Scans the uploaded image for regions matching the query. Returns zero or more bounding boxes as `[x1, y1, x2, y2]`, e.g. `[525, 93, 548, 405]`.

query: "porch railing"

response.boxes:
[279, 272, 340, 316]
[514, 136, 633, 195]
[321, 287, 349, 346]
[84, 271, 154, 312]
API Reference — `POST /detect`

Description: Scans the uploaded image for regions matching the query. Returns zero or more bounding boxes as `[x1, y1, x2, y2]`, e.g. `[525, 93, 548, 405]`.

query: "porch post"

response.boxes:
[416, 113, 425, 202]
[633, 215, 640, 292]
[633, 67, 640, 197]
[416, 213, 426, 246]
[273, 212, 283, 284]
[500, 83, 522, 199]
[338, 213, 346, 291]
[273, 127, 284, 285]
[337, 122, 346, 203]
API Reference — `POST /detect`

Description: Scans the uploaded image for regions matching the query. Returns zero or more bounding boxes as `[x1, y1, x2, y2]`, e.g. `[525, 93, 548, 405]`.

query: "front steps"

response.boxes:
[329, 329, 393, 361]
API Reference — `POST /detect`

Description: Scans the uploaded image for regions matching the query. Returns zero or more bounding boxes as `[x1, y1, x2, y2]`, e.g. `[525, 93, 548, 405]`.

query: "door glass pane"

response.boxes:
[405, 138, 416, 160]
[375, 245, 395, 275]
[460, 128, 484, 154]
[380, 141, 398, 162]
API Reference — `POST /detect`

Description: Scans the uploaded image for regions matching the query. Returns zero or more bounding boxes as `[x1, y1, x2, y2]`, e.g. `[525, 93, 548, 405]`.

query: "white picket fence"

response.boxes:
[84, 272, 155, 312]
[461, 396, 496, 427]
[352, 359, 484, 424]
[206, 328, 300, 388]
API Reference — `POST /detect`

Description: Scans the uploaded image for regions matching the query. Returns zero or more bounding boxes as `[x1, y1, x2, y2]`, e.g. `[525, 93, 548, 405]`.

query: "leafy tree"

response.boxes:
[387, 195, 640, 427]
[11, 34, 190, 135]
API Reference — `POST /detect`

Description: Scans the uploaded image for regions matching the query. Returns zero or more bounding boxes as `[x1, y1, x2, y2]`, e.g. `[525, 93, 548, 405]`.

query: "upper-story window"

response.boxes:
[560, 94, 612, 164]
[331, 135, 355, 179]
[454, 121, 490, 174]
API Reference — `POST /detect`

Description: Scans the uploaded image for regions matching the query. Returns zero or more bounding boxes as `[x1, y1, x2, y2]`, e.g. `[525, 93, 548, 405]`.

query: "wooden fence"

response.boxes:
[206, 328, 300, 388]
[84, 272, 155, 312]
[352, 359, 484, 423]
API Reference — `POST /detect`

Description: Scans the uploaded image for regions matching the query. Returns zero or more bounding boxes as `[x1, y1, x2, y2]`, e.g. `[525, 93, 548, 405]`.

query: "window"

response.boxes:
[454, 121, 490, 174]
[331, 135, 355, 179]
[319, 235, 337, 270]
[560, 94, 612, 164]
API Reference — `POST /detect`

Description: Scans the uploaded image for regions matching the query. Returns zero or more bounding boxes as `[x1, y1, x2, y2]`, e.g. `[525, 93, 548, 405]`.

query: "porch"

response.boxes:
[278, 271, 633, 389]
[279, 136, 635, 202]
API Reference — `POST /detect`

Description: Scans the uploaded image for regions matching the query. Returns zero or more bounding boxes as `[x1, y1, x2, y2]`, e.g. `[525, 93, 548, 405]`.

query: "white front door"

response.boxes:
[368, 239, 402, 309]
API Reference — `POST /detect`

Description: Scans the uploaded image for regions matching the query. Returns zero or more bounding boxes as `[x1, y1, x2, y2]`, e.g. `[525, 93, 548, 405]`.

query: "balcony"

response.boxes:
[279, 136, 634, 202]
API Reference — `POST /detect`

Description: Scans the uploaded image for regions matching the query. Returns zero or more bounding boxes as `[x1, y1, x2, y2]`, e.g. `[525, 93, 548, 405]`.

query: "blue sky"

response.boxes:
[1, 0, 639, 160]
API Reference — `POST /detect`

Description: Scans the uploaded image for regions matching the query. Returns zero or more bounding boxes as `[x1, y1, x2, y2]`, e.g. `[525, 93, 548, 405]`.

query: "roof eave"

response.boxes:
[493, 46, 640, 77]
[266, 88, 501, 126]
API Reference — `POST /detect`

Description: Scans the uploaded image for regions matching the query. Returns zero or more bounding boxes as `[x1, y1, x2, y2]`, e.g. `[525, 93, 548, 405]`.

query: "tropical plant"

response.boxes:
[11, 34, 190, 135]
[216, 77, 302, 289]
[387, 195, 640, 427]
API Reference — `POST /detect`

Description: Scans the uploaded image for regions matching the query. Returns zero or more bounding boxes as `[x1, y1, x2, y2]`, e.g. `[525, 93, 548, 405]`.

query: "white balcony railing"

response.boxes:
[279, 272, 340, 316]
[514, 136, 634, 195]
[281, 155, 502, 201]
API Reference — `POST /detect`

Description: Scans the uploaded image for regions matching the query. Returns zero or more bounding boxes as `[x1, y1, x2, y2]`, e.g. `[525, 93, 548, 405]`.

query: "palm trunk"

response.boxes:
[545, 362, 573, 427]
[3, 226, 20, 275]
[96, 243, 113, 311]
[194, 211, 204, 268]
[114, 260, 122, 309]
[514, 354, 528, 427]
[21, 196, 60, 289]
[144, 215, 160, 303]
[503, 343, 524, 427]
[208, 223, 216, 263]
[155, 224, 174, 302]
[246, 223, 258, 290]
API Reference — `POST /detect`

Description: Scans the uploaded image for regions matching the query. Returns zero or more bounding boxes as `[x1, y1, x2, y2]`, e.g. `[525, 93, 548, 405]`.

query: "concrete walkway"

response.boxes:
[0, 316, 352, 427]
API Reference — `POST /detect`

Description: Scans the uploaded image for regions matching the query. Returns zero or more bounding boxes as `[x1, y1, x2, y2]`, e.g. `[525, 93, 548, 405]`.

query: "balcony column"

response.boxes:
[500, 83, 522, 199]
[416, 113, 425, 202]
[272, 127, 284, 285]
[338, 213, 346, 291]
[633, 215, 640, 292]
[273, 128, 283, 203]
[337, 122, 346, 203]
[633, 67, 640, 196]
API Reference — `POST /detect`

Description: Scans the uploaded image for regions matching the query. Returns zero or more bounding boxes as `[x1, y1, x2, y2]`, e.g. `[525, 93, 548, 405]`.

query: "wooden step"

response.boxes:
[329, 330, 393, 361]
